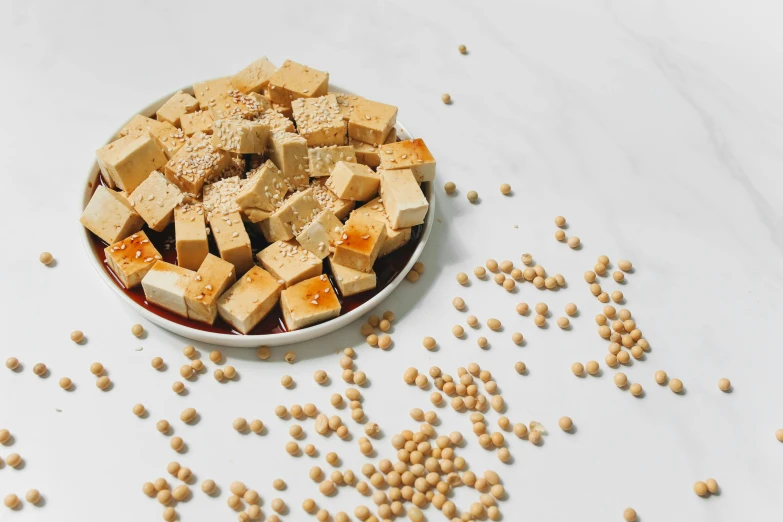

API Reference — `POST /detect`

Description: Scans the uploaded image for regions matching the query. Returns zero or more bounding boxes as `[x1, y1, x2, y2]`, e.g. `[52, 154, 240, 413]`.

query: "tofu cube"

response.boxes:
[349, 139, 380, 168]
[192, 77, 233, 110]
[379, 138, 436, 182]
[208, 211, 254, 276]
[104, 230, 162, 288]
[254, 109, 295, 137]
[280, 275, 341, 331]
[202, 176, 243, 219]
[257, 188, 322, 242]
[348, 98, 398, 146]
[184, 254, 237, 325]
[80, 186, 145, 244]
[235, 160, 287, 223]
[308, 145, 356, 178]
[310, 179, 354, 220]
[257, 240, 323, 288]
[231, 56, 277, 94]
[174, 205, 209, 271]
[325, 161, 380, 201]
[272, 103, 293, 119]
[332, 212, 387, 272]
[292, 94, 347, 147]
[217, 266, 283, 334]
[156, 90, 199, 127]
[379, 169, 429, 229]
[208, 91, 270, 122]
[95, 133, 168, 193]
[295, 209, 344, 259]
[180, 110, 214, 137]
[141, 260, 195, 318]
[268, 60, 329, 108]
[128, 171, 183, 231]
[328, 256, 377, 297]
[332, 92, 363, 121]
[211, 119, 269, 154]
[164, 132, 231, 196]
[120, 114, 187, 159]
[352, 197, 411, 256]
[268, 132, 309, 191]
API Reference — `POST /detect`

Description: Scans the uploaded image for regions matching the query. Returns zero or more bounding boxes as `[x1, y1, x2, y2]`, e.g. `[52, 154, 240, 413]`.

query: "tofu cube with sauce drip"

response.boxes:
[104, 231, 162, 289]
[379, 138, 436, 183]
[280, 275, 341, 331]
[332, 212, 387, 272]
[218, 266, 283, 334]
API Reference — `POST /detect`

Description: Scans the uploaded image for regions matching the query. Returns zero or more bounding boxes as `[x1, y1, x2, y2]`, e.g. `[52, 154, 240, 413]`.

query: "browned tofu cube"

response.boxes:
[174, 205, 209, 271]
[351, 198, 411, 257]
[348, 98, 397, 146]
[184, 254, 237, 324]
[217, 266, 283, 334]
[104, 231, 162, 288]
[209, 211, 254, 276]
[268, 60, 329, 108]
[332, 212, 387, 273]
[279, 275, 341, 331]
[292, 94, 346, 147]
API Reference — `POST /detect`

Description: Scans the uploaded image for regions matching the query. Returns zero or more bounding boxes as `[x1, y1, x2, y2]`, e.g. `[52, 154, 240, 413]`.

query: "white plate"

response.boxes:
[79, 84, 434, 347]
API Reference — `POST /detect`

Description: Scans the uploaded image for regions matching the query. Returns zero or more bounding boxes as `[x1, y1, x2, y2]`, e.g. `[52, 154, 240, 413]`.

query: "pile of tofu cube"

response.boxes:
[80, 58, 434, 334]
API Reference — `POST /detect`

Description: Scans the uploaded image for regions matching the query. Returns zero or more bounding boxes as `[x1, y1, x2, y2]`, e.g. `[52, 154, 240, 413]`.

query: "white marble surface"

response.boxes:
[1, 0, 782, 520]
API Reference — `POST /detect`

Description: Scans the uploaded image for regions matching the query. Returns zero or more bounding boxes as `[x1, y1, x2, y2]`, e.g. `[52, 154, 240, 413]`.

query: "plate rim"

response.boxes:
[78, 83, 434, 347]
